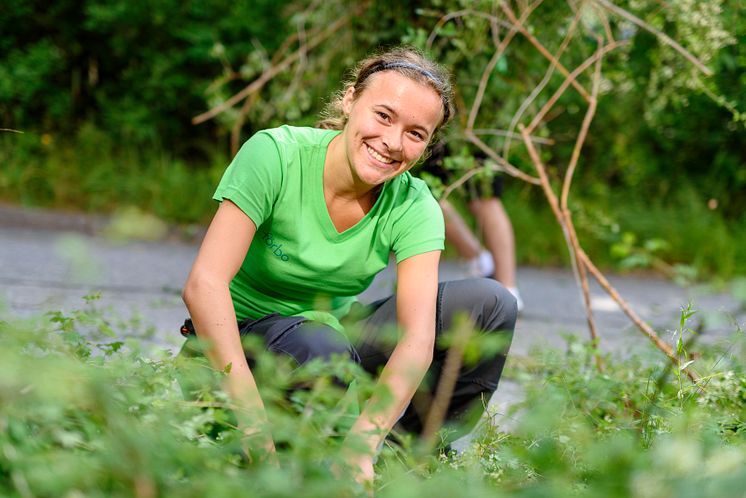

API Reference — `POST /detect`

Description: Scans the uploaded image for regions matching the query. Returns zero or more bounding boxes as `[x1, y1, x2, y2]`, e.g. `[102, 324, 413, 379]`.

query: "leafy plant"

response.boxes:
[1, 297, 745, 497]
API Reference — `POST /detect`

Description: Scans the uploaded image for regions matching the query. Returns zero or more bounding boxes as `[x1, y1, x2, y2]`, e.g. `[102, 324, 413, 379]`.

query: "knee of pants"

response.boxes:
[272, 323, 357, 366]
[441, 278, 518, 334]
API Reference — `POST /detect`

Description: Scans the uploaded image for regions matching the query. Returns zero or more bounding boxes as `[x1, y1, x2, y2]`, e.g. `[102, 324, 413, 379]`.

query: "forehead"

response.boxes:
[358, 71, 444, 131]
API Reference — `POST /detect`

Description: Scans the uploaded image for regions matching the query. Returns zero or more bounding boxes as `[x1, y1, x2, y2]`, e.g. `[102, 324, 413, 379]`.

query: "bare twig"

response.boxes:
[445, 1, 711, 384]
[500, 2, 591, 103]
[560, 41, 604, 361]
[594, 0, 713, 76]
[285, 0, 320, 98]
[517, 122, 699, 382]
[578, 248, 700, 383]
[426, 9, 513, 50]
[421, 318, 473, 449]
[473, 128, 554, 145]
[464, 129, 542, 185]
[590, 2, 616, 43]
[466, 1, 542, 131]
[192, 13, 353, 125]
[518, 124, 602, 369]
[231, 1, 316, 155]
[440, 166, 487, 201]
[561, 37, 602, 211]
[502, 9, 582, 156]
[525, 39, 627, 134]
[0, 128, 23, 133]
[565, 218, 601, 365]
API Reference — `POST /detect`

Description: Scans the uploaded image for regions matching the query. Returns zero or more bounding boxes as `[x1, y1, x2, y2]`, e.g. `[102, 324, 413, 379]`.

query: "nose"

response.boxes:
[382, 128, 403, 154]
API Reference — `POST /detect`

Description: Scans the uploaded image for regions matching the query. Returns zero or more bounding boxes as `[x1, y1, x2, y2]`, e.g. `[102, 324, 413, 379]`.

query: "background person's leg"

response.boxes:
[354, 278, 517, 438]
[466, 173, 523, 311]
[469, 197, 517, 289]
[440, 199, 482, 261]
[440, 198, 494, 277]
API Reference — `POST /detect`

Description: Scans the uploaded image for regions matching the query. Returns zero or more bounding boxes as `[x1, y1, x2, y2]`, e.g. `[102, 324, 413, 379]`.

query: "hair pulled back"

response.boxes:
[317, 46, 454, 137]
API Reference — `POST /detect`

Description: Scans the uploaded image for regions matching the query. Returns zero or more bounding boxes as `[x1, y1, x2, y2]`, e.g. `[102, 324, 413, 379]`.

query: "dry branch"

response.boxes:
[230, 2, 316, 155]
[434, 0, 713, 384]
[561, 38, 602, 211]
[500, 2, 591, 103]
[426, 9, 513, 50]
[578, 248, 701, 383]
[525, 39, 627, 134]
[192, 13, 353, 125]
[502, 8, 582, 157]
[464, 130, 542, 185]
[589, 1, 616, 43]
[421, 318, 473, 449]
[560, 41, 604, 358]
[519, 123, 698, 382]
[440, 166, 488, 201]
[518, 123, 602, 369]
[466, 1, 541, 131]
[473, 128, 554, 145]
[594, 0, 713, 76]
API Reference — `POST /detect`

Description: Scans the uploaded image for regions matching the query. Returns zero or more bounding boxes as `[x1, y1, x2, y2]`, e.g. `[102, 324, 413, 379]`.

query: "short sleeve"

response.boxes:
[213, 131, 283, 227]
[391, 186, 445, 263]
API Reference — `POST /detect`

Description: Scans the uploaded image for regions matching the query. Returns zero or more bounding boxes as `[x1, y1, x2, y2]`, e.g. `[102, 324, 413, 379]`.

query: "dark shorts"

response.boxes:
[423, 142, 504, 199]
[179, 278, 517, 436]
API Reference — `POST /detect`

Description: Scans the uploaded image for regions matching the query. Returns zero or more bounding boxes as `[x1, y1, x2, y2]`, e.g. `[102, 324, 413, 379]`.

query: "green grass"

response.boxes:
[502, 182, 746, 279]
[1, 297, 744, 497]
[0, 125, 225, 225]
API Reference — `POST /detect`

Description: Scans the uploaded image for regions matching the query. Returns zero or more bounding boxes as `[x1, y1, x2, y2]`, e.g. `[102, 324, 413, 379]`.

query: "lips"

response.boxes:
[366, 145, 394, 165]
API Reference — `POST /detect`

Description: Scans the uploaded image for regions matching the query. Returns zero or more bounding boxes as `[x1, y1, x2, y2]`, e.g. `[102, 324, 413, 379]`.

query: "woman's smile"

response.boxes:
[366, 144, 394, 165]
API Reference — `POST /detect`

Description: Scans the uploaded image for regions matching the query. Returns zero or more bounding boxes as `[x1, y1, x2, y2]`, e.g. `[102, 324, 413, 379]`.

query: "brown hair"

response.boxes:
[317, 46, 454, 138]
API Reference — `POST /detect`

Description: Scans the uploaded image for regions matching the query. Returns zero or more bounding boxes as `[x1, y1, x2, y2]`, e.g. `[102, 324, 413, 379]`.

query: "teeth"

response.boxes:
[367, 145, 393, 164]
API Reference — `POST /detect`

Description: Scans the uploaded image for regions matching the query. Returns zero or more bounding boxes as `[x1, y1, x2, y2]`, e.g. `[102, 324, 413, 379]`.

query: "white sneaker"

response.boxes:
[507, 286, 524, 313]
[465, 250, 494, 278]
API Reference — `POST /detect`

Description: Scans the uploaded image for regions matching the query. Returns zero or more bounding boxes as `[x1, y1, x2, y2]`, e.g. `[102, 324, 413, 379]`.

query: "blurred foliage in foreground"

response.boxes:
[1, 297, 745, 497]
[1, 0, 745, 277]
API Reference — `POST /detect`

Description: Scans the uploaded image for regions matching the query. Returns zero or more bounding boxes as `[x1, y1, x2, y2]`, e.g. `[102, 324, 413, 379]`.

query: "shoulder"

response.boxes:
[385, 172, 445, 260]
[235, 126, 336, 171]
[388, 172, 440, 209]
[383, 172, 443, 228]
[257, 125, 338, 149]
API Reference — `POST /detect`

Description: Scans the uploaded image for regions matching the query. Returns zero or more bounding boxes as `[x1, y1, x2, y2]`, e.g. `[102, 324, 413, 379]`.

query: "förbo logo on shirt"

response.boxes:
[261, 231, 290, 262]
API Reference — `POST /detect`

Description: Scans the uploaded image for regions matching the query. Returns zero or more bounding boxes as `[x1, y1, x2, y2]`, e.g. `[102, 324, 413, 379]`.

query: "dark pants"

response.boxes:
[182, 278, 517, 437]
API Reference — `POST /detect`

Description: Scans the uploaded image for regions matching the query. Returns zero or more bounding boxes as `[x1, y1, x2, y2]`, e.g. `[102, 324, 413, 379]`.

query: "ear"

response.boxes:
[341, 86, 356, 116]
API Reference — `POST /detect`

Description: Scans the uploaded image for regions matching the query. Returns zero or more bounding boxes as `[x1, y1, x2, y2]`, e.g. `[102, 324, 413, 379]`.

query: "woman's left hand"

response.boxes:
[333, 441, 375, 488]
[349, 453, 375, 485]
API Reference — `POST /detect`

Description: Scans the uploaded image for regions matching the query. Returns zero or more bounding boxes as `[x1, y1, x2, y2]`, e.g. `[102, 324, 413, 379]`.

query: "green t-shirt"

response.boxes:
[213, 125, 444, 330]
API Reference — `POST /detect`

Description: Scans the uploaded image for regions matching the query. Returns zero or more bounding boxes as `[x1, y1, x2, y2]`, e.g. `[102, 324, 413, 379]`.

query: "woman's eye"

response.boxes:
[376, 111, 390, 121]
[409, 130, 425, 140]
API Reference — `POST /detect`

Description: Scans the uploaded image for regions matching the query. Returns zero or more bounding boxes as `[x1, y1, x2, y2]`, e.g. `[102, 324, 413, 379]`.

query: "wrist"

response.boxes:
[348, 422, 384, 453]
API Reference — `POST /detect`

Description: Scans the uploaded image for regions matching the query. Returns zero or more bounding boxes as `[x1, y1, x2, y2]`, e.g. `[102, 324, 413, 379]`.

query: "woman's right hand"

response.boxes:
[239, 423, 277, 465]
[182, 200, 274, 463]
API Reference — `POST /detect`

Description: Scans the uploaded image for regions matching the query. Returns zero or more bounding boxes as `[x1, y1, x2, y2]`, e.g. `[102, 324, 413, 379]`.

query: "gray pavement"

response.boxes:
[1, 208, 744, 436]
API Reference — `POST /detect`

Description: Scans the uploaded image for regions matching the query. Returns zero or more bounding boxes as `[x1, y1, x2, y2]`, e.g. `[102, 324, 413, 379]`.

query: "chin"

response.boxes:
[359, 164, 398, 186]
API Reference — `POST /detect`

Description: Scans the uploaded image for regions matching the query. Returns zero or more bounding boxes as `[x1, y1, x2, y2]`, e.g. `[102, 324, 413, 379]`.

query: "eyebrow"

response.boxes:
[376, 104, 433, 136]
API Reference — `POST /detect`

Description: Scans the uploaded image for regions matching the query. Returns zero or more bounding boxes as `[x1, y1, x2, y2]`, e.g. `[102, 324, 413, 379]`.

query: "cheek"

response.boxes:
[405, 142, 427, 163]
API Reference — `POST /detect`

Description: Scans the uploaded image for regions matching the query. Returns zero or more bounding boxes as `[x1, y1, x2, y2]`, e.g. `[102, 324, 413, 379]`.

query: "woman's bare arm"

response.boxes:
[346, 250, 440, 475]
[182, 200, 274, 454]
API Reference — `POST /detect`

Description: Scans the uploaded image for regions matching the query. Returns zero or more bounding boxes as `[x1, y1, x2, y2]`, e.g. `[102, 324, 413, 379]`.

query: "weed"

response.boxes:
[1, 299, 745, 496]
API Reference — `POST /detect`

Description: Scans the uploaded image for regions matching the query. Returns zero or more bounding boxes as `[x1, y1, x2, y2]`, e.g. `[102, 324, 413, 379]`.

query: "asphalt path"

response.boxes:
[1, 209, 743, 435]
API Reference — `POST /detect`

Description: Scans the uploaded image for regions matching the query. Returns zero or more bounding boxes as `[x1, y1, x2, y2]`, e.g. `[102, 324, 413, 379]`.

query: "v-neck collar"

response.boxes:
[313, 132, 388, 241]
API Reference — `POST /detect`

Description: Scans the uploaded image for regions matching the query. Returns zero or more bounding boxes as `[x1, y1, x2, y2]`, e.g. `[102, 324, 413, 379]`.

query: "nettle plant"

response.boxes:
[0, 300, 382, 497]
[1, 295, 745, 497]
